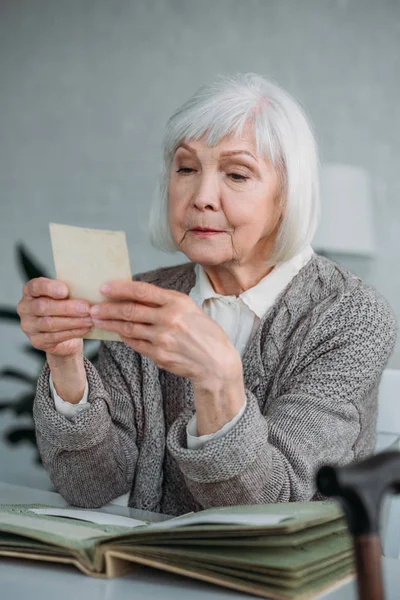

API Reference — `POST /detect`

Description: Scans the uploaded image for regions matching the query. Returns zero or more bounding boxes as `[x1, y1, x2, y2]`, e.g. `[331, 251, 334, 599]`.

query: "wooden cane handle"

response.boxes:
[316, 451, 400, 600]
[353, 535, 384, 600]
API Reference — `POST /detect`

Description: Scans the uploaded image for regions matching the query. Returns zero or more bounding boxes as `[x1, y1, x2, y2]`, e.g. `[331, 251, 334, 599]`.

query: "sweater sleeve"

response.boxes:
[33, 343, 139, 508]
[167, 285, 397, 508]
[50, 373, 90, 419]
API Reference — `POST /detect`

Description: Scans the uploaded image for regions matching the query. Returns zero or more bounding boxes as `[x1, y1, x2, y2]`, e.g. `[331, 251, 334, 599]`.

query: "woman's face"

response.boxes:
[168, 124, 283, 268]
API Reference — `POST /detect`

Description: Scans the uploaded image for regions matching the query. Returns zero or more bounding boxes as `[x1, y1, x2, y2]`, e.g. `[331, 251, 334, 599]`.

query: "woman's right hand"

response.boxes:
[17, 277, 93, 358]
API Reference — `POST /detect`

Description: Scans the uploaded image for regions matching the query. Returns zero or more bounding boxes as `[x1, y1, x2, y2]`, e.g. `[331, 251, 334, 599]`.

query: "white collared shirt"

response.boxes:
[51, 246, 314, 453]
[189, 245, 314, 359]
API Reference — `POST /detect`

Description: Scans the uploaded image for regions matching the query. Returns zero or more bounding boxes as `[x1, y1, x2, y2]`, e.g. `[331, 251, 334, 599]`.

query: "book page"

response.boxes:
[0, 511, 108, 541]
[49, 223, 132, 341]
[30, 508, 147, 528]
[0, 505, 133, 551]
[146, 510, 290, 530]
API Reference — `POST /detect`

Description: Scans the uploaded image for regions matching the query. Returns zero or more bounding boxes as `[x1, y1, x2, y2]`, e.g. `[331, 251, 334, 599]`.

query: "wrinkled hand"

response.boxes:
[90, 280, 242, 386]
[17, 277, 92, 358]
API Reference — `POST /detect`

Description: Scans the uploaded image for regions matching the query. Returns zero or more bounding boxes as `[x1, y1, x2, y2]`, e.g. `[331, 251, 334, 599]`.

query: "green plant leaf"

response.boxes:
[23, 344, 46, 361]
[17, 242, 49, 282]
[0, 307, 19, 322]
[85, 349, 99, 363]
[0, 368, 36, 385]
[13, 392, 35, 417]
[5, 427, 36, 447]
[0, 393, 35, 416]
[0, 242, 49, 465]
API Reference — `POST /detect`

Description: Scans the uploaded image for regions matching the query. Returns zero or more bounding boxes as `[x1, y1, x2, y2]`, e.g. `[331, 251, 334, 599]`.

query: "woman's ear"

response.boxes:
[274, 188, 286, 223]
[272, 161, 286, 208]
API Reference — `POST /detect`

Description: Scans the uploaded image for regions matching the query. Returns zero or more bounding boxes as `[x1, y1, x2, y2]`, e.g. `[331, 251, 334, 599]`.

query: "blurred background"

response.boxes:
[0, 0, 399, 489]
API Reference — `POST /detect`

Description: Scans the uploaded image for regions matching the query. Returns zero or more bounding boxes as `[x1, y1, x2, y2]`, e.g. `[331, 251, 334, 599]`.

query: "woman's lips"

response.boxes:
[190, 229, 224, 237]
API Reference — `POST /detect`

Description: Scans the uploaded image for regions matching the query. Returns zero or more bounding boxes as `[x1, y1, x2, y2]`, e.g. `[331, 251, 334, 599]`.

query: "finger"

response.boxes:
[23, 278, 69, 300]
[90, 301, 156, 323]
[121, 336, 153, 356]
[100, 281, 173, 307]
[121, 337, 174, 372]
[92, 318, 153, 341]
[19, 297, 91, 318]
[24, 316, 93, 335]
[31, 327, 92, 347]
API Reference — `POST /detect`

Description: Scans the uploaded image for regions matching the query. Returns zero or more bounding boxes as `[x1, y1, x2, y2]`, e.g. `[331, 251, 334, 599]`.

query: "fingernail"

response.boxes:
[92, 318, 104, 326]
[76, 302, 89, 314]
[90, 305, 100, 316]
[83, 317, 93, 324]
[100, 284, 111, 294]
[55, 285, 67, 297]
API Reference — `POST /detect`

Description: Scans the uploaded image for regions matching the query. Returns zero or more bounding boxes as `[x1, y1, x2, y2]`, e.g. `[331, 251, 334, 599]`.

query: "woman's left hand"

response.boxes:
[90, 280, 242, 388]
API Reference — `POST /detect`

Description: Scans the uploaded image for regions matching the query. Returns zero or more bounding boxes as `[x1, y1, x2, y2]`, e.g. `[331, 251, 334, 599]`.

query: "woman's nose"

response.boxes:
[192, 174, 221, 211]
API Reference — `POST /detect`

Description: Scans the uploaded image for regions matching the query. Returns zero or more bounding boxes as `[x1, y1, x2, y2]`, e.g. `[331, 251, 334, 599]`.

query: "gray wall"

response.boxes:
[1, 0, 399, 487]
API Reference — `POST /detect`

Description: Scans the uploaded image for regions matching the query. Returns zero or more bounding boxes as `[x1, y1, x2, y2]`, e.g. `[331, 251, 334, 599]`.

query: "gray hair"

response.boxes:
[149, 73, 319, 265]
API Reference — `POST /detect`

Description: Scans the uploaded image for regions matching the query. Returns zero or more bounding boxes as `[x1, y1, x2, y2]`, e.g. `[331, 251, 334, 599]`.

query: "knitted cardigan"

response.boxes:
[33, 255, 397, 515]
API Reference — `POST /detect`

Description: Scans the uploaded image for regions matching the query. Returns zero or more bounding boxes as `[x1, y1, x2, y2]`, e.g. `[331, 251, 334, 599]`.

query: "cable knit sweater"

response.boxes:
[33, 255, 397, 515]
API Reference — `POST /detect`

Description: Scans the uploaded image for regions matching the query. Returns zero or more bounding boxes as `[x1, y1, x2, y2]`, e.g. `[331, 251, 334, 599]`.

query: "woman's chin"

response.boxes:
[183, 246, 228, 266]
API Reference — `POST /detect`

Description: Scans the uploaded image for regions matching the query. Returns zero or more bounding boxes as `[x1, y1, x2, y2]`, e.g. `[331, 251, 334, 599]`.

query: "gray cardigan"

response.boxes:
[33, 255, 397, 515]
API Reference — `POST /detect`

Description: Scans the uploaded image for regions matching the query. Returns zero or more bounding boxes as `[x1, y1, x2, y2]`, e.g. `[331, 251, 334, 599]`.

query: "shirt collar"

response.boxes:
[189, 246, 314, 320]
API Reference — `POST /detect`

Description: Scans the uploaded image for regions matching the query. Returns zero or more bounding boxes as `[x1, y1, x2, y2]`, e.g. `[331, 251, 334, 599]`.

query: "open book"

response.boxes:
[0, 501, 354, 600]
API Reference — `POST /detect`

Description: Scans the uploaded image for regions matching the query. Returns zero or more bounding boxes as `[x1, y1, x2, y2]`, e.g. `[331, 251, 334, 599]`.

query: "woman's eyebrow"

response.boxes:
[176, 144, 258, 163]
[220, 150, 259, 163]
[176, 143, 197, 155]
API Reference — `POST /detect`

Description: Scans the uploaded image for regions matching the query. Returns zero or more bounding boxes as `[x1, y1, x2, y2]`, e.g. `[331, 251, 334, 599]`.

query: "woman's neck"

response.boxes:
[202, 263, 274, 296]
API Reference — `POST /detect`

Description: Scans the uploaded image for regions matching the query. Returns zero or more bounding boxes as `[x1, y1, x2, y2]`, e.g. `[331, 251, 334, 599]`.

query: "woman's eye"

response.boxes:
[176, 167, 195, 174]
[228, 173, 249, 182]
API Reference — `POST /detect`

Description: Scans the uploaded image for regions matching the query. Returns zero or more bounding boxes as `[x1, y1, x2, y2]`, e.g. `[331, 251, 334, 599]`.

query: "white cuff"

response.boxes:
[186, 398, 247, 450]
[49, 373, 90, 421]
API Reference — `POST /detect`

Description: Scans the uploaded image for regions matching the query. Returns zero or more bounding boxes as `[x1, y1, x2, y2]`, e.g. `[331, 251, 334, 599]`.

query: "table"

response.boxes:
[1, 482, 400, 600]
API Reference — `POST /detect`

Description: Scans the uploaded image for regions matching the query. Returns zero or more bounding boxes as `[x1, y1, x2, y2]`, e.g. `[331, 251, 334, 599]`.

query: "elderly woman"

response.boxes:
[19, 74, 396, 514]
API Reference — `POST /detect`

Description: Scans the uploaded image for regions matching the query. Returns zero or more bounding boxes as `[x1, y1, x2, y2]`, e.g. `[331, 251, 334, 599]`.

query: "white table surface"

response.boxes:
[1, 482, 399, 600]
